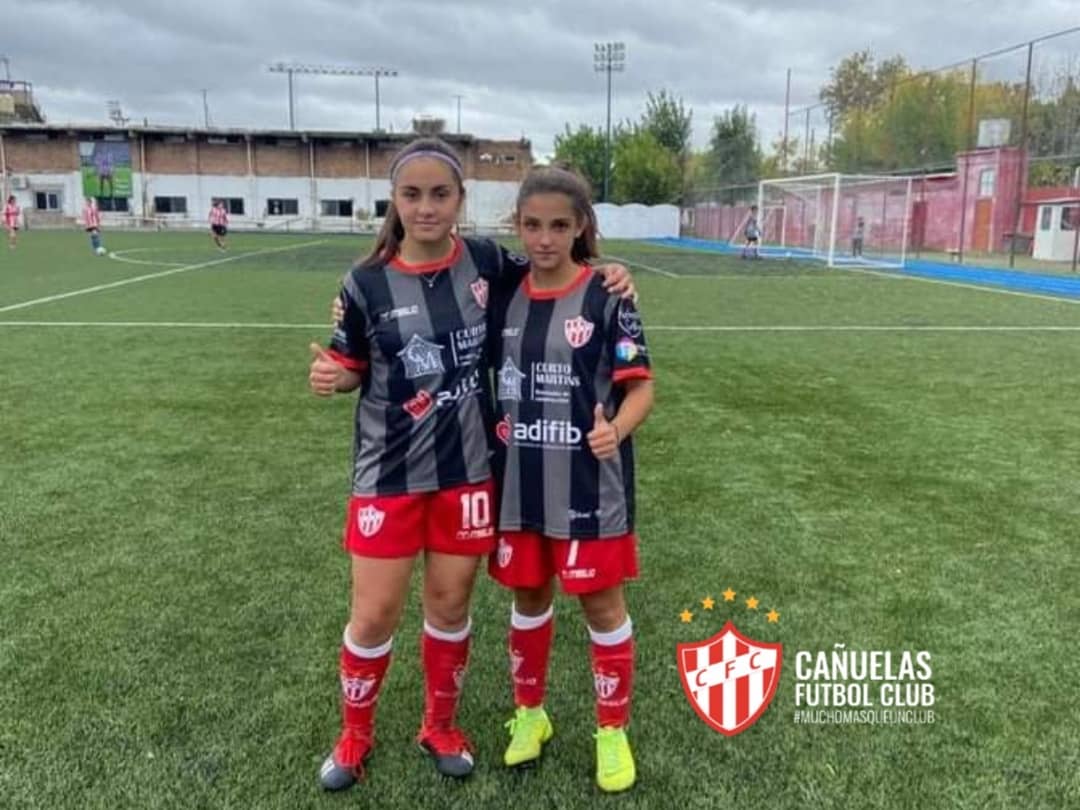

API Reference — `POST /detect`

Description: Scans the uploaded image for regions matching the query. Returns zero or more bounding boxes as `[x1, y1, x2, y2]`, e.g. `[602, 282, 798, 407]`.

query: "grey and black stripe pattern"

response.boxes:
[494, 272, 651, 540]
[331, 238, 526, 497]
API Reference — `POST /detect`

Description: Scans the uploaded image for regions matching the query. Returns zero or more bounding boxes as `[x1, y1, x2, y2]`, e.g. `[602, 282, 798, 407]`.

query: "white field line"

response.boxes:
[0, 240, 327, 314]
[836, 265, 1080, 306]
[602, 254, 680, 278]
[609, 255, 1080, 303]
[2, 321, 1080, 333]
[107, 248, 188, 268]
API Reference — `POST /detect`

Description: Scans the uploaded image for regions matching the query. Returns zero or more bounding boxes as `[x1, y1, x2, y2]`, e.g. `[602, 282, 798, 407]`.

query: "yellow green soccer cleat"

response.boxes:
[594, 726, 636, 793]
[503, 705, 554, 768]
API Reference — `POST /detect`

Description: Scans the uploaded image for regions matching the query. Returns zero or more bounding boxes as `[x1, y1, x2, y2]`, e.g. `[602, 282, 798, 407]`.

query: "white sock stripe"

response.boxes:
[511, 604, 554, 630]
[423, 617, 472, 642]
[589, 617, 633, 647]
[343, 626, 393, 659]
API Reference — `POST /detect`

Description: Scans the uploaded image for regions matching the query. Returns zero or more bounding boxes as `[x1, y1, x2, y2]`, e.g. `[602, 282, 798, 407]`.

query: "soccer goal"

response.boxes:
[758, 173, 914, 268]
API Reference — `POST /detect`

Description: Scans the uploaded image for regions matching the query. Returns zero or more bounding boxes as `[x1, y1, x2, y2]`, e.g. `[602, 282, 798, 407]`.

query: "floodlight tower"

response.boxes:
[268, 63, 398, 131]
[593, 41, 626, 202]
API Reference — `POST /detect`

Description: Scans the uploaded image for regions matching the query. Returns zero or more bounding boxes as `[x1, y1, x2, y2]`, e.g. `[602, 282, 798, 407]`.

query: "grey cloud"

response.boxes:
[3, 0, 1073, 157]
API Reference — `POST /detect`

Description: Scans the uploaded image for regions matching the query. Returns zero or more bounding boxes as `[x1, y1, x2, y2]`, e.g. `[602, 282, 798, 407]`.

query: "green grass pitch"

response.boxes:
[1, 231, 1079, 809]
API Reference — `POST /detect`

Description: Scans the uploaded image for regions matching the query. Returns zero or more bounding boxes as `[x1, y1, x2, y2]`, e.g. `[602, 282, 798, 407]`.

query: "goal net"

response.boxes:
[758, 173, 914, 268]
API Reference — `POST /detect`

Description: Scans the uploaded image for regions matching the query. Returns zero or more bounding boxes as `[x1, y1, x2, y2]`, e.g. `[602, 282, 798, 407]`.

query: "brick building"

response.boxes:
[0, 123, 532, 230]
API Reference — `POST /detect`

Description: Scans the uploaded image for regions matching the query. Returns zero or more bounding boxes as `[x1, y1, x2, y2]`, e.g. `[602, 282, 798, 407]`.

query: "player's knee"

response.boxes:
[514, 585, 553, 616]
[580, 591, 627, 632]
[423, 593, 471, 629]
[348, 603, 399, 645]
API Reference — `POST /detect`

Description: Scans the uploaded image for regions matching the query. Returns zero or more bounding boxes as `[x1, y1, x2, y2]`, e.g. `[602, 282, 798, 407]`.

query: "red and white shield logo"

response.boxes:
[357, 505, 386, 538]
[594, 671, 621, 700]
[564, 316, 594, 348]
[677, 621, 782, 737]
[340, 675, 376, 706]
[470, 278, 489, 309]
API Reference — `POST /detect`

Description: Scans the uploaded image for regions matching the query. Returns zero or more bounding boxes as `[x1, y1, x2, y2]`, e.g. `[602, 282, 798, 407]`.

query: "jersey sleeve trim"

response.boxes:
[612, 367, 653, 384]
[327, 348, 368, 372]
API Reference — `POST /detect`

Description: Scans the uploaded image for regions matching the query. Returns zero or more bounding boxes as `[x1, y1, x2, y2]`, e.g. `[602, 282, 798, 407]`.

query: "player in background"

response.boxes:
[741, 204, 761, 259]
[83, 197, 105, 255]
[209, 199, 229, 250]
[310, 139, 634, 793]
[4, 195, 20, 249]
[852, 216, 865, 258]
[488, 166, 654, 793]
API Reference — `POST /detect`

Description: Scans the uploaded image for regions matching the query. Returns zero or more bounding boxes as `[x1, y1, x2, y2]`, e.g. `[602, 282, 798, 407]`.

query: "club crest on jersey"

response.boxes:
[564, 316, 595, 348]
[398, 334, 445, 379]
[594, 671, 621, 700]
[497, 358, 527, 401]
[356, 505, 386, 538]
[341, 674, 376, 705]
[677, 621, 783, 737]
[403, 390, 434, 421]
[470, 278, 489, 309]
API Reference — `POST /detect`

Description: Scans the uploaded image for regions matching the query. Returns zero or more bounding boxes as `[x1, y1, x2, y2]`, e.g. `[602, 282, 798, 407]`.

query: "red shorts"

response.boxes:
[488, 531, 639, 595]
[343, 479, 496, 558]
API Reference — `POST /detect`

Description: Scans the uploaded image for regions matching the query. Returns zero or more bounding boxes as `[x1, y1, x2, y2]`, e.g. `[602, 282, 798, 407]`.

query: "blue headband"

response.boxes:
[390, 150, 464, 184]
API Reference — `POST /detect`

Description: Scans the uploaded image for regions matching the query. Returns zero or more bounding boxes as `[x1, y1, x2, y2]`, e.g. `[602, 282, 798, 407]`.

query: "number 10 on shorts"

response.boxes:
[460, 491, 491, 531]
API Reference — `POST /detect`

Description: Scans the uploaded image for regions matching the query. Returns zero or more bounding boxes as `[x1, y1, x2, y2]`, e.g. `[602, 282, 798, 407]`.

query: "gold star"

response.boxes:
[745, 596, 760, 610]
[680, 609, 694, 623]
[722, 588, 736, 602]
[766, 609, 780, 624]
[701, 596, 715, 610]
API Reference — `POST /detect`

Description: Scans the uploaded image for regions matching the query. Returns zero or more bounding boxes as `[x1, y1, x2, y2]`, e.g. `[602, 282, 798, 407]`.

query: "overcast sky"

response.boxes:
[3, 1, 1076, 158]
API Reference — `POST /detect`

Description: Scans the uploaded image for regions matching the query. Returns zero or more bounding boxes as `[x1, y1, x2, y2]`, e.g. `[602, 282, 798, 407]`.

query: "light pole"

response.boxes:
[593, 41, 625, 202]
[268, 63, 398, 131]
[453, 94, 464, 133]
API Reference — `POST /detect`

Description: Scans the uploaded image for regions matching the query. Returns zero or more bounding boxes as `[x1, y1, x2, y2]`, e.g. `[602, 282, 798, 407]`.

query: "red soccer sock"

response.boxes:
[337, 628, 392, 757]
[509, 603, 555, 708]
[422, 619, 472, 730]
[589, 617, 635, 728]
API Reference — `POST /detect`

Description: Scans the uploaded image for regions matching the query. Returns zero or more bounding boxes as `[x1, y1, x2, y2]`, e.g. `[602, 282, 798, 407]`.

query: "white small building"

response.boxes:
[1033, 198, 1079, 262]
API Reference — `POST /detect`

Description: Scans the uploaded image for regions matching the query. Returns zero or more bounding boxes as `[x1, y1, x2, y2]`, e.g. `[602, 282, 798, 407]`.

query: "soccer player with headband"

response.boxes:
[309, 138, 635, 792]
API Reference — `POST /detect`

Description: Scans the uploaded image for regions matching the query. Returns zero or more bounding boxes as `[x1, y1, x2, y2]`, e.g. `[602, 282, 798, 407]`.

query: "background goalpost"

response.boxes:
[758, 173, 914, 268]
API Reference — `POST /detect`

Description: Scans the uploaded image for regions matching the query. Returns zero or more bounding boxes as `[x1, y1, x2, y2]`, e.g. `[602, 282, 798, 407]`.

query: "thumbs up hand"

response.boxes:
[587, 403, 620, 460]
[309, 342, 344, 396]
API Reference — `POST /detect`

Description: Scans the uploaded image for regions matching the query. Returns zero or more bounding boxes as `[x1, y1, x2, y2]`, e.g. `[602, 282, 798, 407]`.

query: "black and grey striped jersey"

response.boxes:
[492, 266, 652, 539]
[329, 236, 528, 497]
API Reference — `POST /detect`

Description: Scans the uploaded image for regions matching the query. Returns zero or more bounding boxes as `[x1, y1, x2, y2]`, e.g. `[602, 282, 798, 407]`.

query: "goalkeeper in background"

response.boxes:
[741, 205, 761, 259]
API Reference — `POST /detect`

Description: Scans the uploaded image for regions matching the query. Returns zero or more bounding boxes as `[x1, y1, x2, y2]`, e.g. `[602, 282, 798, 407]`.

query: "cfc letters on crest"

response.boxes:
[564, 316, 594, 349]
[356, 505, 386, 538]
[677, 621, 783, 737]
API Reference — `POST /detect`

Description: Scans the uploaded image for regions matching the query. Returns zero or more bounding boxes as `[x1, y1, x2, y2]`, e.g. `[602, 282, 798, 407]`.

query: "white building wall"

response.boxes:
[15, 171, 520, 230]
[594, 203, 680, 239]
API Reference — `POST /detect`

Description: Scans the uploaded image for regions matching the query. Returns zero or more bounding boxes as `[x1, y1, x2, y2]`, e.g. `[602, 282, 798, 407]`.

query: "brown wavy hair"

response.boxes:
[515, 165, 598, 263]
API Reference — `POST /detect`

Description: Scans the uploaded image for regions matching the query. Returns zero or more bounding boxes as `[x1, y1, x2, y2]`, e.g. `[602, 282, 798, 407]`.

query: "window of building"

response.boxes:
[154, 196, 188, 214]
[34, 191, 61, 211]
[1063, 206, 1077, 232]
[501, 154, 517, 163]
[321, 199, 353, 217]
[267, 198, 299, 216]
[1040, 207, 1053, 231]
[978, 168, 996, 198]
[96, 197, 129, 212]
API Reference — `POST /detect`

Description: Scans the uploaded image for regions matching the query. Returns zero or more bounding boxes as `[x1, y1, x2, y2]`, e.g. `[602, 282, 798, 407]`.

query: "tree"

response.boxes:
[611, 130, 681, 205]
[553, 124, 608, 199]
[640, 90, 692, 164]
[821, 50, 909, 124]
[706, 105, 762, 187]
